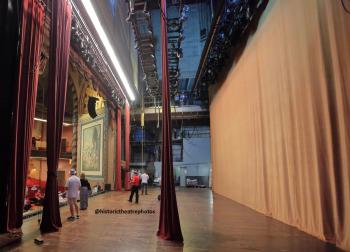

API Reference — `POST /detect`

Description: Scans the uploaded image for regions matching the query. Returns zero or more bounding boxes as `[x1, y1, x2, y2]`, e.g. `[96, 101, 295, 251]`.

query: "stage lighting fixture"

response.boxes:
[81, 0, 135, 101]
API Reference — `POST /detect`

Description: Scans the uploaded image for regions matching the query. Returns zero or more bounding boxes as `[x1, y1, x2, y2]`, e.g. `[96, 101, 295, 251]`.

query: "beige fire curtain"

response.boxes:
[210, 0, 350, 250]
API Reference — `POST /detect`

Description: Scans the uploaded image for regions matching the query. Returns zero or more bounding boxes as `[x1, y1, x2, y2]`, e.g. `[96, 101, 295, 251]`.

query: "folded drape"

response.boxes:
[0, 0, 23, 233]
[210, 0, 350, 250]
[40, 0, 72, 233]
[157, 0, 183, 242]
[7, 0, 45, 232]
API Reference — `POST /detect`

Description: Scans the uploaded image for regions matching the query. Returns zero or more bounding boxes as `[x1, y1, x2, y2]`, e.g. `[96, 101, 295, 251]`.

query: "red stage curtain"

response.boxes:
[157, 0, 183, 242]
[7, 0, 45, 233]
[115, 107, 122, 190]
[0, 0, 22, 233]
[40, 0, 72, 233]
[125, 102, 130, 170]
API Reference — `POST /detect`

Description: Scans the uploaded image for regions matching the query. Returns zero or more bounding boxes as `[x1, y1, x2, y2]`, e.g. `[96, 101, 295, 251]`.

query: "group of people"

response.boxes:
[65, 169, 150, 220]
[65, 169, 91, 221]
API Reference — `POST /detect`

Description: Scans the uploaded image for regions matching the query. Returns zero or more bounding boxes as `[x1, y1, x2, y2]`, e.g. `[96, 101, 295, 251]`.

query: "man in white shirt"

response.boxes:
[65, 168, 81, 221]
[140, 171, 149, 195]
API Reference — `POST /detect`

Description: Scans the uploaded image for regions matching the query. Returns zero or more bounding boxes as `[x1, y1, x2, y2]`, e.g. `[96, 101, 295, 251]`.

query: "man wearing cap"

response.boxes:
[65, 168, 81, 221]
[128, 170, 140, 204]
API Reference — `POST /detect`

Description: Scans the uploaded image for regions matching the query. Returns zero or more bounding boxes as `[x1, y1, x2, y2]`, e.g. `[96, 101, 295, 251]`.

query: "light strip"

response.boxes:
[81, 0, 136, 101]
[34, 117, 72, 126]
[34, 117, 47, 123]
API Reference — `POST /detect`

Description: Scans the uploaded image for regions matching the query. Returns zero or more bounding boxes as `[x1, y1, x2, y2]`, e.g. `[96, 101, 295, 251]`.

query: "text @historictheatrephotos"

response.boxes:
[95, 208, 156, 215]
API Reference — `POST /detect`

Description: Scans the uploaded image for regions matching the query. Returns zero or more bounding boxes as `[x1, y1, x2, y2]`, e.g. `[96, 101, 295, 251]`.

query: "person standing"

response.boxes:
[128, 170, 140, 203]
[80, 173, 91, 210]
[141, 171, 149, 195]
[65, 169, 81, 221]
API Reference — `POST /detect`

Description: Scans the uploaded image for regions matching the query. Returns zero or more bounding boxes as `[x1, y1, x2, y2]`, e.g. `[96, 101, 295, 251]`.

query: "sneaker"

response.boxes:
[76, 215, 80, 219]
[67, 216, 75, 221]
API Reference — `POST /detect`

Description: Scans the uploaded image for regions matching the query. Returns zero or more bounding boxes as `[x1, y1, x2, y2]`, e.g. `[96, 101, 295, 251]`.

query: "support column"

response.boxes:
[71, 84, 78, 170]
[157, 0, 183, 242]
[125, 102, 130, 171]
[115, 107, 122, 191]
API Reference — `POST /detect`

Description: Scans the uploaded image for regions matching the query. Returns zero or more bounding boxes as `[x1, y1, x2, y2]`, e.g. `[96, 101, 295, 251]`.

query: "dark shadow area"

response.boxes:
[213, 0, 272, 91]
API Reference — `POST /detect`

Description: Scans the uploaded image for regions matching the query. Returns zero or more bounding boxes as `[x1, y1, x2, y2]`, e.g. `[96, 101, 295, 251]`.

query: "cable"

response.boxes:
[178, 0, 183, 18]
[341, 0, 350, 14]
[157, 0, 168, 23]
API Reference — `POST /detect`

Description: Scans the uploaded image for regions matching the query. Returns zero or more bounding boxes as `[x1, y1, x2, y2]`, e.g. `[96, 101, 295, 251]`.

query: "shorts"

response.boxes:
[68, 197, 77, 204]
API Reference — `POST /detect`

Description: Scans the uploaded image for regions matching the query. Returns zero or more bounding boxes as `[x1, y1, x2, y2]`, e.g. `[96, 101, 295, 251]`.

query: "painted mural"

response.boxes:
[81, 118, 103, 176]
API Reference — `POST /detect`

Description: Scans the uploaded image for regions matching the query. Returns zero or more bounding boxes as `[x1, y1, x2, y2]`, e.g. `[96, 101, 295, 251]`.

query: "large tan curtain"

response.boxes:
[210, 0, 350, 250]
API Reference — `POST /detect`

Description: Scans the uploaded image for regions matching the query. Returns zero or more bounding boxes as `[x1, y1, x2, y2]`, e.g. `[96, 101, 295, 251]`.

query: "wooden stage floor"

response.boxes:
[2, 188, 345, 252]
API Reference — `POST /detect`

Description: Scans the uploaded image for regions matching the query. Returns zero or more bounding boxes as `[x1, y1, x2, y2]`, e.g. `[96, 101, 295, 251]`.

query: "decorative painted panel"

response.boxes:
[80, 118, 104, 176]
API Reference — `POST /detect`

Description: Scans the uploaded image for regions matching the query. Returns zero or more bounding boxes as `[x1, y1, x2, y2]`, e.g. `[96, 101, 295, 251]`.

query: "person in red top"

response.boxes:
[128, 170, 140, 204]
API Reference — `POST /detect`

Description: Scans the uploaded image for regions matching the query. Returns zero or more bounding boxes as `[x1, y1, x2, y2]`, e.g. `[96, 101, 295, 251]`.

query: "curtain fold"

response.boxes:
[157, 0, 183, 242]
[115, 107, 122, 190]
[7, 0, 45, 232]
[40, 0, 72, 233]
[210, 0, 350, 250]
[0, 0, 22, 233]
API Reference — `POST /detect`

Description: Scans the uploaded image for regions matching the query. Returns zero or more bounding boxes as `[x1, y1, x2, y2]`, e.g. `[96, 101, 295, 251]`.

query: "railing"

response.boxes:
[31, 139, 72, 158]
[31, 149, 72, 159]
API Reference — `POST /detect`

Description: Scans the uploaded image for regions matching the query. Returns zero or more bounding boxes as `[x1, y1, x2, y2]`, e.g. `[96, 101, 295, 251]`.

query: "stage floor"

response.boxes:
[3, 188, 345, 252]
